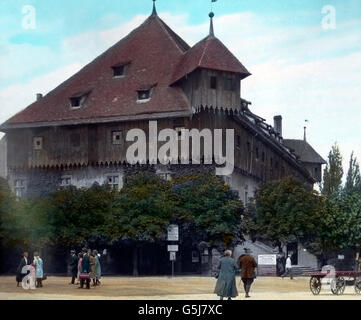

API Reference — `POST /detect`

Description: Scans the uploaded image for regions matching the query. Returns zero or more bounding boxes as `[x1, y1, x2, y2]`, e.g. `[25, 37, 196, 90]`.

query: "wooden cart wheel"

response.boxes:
[354, 277, 361, 294]
[310, 276, 321, 295]
[331, 277, 346, 295]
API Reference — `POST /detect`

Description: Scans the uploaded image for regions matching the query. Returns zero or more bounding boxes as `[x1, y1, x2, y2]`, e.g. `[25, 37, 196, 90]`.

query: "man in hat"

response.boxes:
[237, 248, 257, 298]
[16, 251, 30, 287]
[282, 254, 293, 280]
[69, 250, 79, 285]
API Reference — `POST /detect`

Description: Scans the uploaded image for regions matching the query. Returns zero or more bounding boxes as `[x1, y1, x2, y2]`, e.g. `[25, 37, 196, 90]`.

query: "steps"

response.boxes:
[290, 265, 320, 276]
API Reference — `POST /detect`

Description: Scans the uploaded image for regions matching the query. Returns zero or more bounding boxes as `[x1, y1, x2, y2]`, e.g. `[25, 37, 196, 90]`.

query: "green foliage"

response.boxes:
[245, 177, 320, 249]
[112, 172, 175, 242]
[322, 143, 343, 197]
[172, 174, 243, 247]
[0, 178, 49, 249]
[46, 183, 120, 247]
[344, 152, 361, 194]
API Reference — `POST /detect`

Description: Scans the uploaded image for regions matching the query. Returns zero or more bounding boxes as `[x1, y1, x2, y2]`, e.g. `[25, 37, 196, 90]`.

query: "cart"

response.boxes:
[306, 270, 361, 295]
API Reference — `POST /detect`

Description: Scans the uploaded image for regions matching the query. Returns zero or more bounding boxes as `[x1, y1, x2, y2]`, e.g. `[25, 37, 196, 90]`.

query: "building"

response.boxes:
[0, 136, 7, 179]
[0, 3, 325, 274]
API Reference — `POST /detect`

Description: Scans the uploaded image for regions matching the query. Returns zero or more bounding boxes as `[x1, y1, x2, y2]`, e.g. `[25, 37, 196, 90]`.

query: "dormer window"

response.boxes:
[137, 89, 151, 101]
[70, 97, 82, 108]
[112, 65, 125, 77]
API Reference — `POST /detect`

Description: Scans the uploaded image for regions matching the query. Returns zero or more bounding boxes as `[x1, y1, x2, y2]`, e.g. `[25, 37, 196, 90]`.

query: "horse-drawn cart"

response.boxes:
[306, 270, 361, 295]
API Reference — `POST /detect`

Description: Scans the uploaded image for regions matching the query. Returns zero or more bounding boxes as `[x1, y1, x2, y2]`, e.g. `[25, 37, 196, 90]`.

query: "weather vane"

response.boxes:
[211, 0, 217, 12]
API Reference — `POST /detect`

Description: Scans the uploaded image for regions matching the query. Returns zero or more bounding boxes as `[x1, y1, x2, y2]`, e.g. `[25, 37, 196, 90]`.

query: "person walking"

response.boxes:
[93, 250, 101, 286]
[77, 253, 83, 284]
[89, 250, 97, 287]
[214, 250, 239, 300]
[16, 251, 30, 287]
[238, 248, 257, 298]
[69, 250, 79, 285]
[32, 252, 44, 288]
[282, 255, 293, 280]
[79, 248, 91, 289]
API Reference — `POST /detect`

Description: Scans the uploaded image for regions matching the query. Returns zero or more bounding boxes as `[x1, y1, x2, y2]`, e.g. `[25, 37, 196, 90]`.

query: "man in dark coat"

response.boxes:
[69, 250, 79, 285]
[214, 250, 239, 300]
[238, 248, 257, 298]
[16, 251, 30, 287]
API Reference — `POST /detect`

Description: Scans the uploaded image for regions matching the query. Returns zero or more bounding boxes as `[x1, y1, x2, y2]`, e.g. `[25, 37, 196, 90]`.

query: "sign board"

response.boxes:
[170, 252, 176, 261]
[167, 224, 179, 241]
[338, 255, 345, 260]
[258, 254, 277, 265]
[168, 245, 179, 252]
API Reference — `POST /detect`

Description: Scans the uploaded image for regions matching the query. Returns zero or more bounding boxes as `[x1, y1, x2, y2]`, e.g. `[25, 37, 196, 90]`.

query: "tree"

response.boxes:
[112, 172, 175, 276]
[172, 174, 243, 249]
[244, 177, 320, 252]
[46, 183, 120, 248]
[344, 152, 361, 194]
[322, 143, 343, 197]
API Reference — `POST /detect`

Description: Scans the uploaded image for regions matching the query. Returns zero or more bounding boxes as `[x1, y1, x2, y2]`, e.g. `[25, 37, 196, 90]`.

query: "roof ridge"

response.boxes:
[154, 16, 190, 53]
[198, 36, 211, 66]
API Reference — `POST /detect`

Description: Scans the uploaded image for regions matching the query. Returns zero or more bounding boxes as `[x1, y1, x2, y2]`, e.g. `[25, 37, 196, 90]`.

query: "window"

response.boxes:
[70, 133, 80, 147]
[262, 152, 265, 162]
[270, 157, 273, 167]
[210, 76, 217, 89]
[33, 137, 43, 150]
[314, 167, 319, 176]
[137, 90, 151, 101]
[244, 191, 248, 205]
[255, 147, 259, 159]
[175, 127, 186, 141]
[225, 78, 234, 91]
[61, 176, 72, 187]
[246, 141, 251, 152]
[112, 65, 124, 77]
[70, 97, 82, 108]
[14, 179, 26, 198]
[106, 175, 121, 190]
[112, 131, 123, 145]
[158, 172, 172, 181]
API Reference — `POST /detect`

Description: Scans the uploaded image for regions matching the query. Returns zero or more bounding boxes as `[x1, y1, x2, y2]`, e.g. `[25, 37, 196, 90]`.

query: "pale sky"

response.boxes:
[0, 0, 360, 178]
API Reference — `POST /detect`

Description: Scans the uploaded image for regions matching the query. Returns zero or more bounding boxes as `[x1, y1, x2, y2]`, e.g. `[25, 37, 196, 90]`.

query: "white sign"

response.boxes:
[338, 255, 345, 260]
[170, 252, 176, 261]
[258, 254, 277, 265]
[168, 245, 179, 252]
[167, 224, 179, 241]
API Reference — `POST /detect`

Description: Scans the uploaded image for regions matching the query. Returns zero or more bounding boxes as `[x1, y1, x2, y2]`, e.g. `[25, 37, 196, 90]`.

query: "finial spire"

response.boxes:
[304, 119, 309, 141]
[152, 0, 157, 16]
[303, 127, 307, 141]
[209, 12, 215, 36]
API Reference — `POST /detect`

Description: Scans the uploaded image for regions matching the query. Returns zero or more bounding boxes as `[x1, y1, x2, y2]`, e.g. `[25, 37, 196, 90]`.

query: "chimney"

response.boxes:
[274, 115, 282, 137]
[36, 93, 43, 101]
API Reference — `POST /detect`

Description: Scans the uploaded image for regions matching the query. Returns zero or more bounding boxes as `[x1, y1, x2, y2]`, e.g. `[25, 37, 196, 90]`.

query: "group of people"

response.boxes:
[16, 248, 102, 290]
[69, 248, 102, 289]
[16, 251, 44, 288]
[214, 248, 258, 300]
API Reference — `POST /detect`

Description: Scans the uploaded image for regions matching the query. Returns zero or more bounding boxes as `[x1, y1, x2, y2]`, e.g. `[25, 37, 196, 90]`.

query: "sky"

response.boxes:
[0, 0, 360, 179]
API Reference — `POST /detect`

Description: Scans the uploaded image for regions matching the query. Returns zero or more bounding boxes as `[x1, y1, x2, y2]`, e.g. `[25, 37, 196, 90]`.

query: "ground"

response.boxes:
[0, 276, 360, 300]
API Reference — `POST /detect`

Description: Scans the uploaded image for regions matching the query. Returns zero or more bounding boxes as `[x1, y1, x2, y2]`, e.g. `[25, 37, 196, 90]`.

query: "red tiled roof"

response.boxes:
[1, 15, 192, 129]
[171, 35, 251, 84]
[1, 14, 251, 130]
